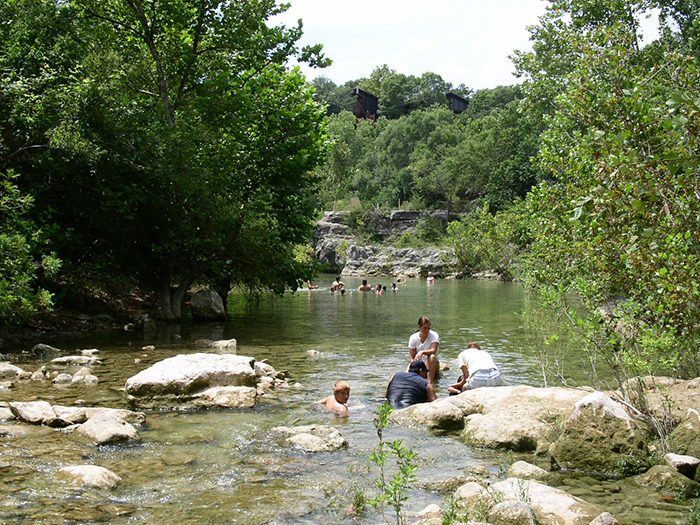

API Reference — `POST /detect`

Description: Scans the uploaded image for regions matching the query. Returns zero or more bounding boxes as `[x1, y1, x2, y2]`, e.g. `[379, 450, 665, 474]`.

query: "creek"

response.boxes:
[0, 277, 692, 524]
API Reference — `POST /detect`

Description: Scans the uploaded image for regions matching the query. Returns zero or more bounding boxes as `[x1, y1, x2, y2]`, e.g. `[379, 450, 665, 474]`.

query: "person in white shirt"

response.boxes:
[408, 316, 440, 383]
[448, 342, 502, 394]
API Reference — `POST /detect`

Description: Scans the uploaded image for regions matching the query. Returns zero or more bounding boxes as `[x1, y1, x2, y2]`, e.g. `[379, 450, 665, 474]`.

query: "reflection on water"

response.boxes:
[0, 277, 690, 524]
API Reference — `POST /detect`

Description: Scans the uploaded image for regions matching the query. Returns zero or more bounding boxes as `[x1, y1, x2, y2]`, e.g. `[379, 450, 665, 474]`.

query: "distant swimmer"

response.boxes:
[330, 276, 345, 293]
[426, 272, 435, 284]
[358, 279, 373, 292]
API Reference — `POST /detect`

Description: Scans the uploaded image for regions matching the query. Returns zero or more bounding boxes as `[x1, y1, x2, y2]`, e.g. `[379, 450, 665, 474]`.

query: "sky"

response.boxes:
[270, 0, 549, 91]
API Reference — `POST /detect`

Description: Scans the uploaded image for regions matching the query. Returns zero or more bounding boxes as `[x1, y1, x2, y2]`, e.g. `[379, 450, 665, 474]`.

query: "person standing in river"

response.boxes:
[408, 316, 440, 383]
[358, 279, 372, 292]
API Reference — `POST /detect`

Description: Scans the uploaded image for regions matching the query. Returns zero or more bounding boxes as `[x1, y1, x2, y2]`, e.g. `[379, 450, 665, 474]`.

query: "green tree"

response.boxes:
[311, 76, 355, 115]
[0, 171, 60, 324]
[3, 0, 330, 320]
[517, 0, 700, 378]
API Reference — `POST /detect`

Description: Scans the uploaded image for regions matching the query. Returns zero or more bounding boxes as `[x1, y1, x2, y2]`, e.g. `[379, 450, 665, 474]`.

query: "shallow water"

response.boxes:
[0, 277, 693, 524]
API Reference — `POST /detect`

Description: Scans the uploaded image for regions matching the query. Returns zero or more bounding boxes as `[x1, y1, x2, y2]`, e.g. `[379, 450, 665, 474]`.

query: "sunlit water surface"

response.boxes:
[0, 277, 692, 524]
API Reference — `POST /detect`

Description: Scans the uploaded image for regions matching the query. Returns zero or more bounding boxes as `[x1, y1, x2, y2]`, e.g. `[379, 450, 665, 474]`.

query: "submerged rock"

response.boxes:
[271, 424, 347, 452]
[51, 355, 102, 366]
[76, 412, 140, 445]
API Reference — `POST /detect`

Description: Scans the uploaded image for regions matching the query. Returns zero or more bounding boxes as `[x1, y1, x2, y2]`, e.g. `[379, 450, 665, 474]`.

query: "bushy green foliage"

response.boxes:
[1, 0, 330, 320]
[368, 401, 419, 525]
[516, 0, 700, 380]
[314, 92, 543, 212]
[446, 202, 532, 278]
[0, 172, 60, 324]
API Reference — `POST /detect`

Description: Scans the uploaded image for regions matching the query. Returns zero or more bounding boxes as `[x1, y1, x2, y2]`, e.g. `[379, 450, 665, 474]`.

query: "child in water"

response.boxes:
[315, 381, 350, 416]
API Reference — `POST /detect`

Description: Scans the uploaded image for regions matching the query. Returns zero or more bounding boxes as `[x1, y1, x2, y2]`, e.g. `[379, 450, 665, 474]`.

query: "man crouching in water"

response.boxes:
[385, 360, 437, 409]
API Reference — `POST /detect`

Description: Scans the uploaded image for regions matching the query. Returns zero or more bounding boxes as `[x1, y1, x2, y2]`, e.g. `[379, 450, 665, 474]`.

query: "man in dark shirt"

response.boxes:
[385, 360, 437, 409]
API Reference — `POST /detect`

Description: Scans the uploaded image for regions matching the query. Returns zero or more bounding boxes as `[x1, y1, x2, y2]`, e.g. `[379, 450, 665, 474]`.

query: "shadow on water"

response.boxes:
[0, 276, 691, 524]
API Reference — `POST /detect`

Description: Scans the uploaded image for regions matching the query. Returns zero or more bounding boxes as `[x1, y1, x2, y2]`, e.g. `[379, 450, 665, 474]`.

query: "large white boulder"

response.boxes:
[125, 353, 258, 409]
[391, 397, 465, 430]
[457, 385, 590, 452]
[9, 401, 56, 425]
[455, 478, 603, 525]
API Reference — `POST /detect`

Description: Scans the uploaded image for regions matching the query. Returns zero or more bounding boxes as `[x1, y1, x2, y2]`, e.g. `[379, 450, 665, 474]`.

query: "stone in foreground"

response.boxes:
[125, 353, 258, 409]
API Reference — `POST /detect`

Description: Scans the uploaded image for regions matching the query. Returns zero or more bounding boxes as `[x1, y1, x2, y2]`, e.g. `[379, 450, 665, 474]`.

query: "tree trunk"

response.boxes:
[213, 276, 231, 309]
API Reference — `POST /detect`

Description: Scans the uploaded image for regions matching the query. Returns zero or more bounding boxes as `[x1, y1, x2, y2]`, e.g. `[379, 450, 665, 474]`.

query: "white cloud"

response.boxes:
[272, 0, 548, 90]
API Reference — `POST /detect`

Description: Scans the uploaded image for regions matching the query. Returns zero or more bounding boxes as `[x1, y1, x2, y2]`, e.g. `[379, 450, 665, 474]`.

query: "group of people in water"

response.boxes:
[316, 308, 503, 416]
[309, 276, 410, 296]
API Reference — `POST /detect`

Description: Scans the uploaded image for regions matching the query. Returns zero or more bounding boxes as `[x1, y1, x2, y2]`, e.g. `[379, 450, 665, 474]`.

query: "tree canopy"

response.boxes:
[514, 0, 700, 378]
[1, 0, 330, 321]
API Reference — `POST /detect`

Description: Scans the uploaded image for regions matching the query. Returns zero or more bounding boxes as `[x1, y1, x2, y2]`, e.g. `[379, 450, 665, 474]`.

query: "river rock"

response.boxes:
[664, 453, 700, 478]
[53, 373, 73, 384]
[125, 353, 258, 409]
[456, 385, 590, 452]
[58, 465, 122, 490]
[0, 423, 53, 439]
[72, 367, 99, 384]
[271, 424, 347, 452]
[76, 412, 140, 445]
[190, 386, 257, 408]
[190, 290, 227, 321]
[31, 366, 49, 381]
[590, 512, 620, 525]
[421, 475, 471, 493]
[634, 465, 700, 497]
[390, 397, 465, 430]
[0, 406, 15, 421]
[506, 461, 550, 481]
[52, 406, 88, 424]
[194, 338, 237, 353]
[670, 409, 700, 459]
[549, 392, 651, 476]
[487, 500, 537, 525]
[51, 355, 102, 366]
[455, 478, 603, 525]
[9, 401, 57, 425]
[0, 363, 24, 380]
[30, 343, 62, 359]
[81, 407, 146, 425]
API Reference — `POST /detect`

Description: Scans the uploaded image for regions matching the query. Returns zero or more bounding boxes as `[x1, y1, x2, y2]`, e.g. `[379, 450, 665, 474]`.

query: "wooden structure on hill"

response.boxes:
[446, 92, 469, 114]
[351, 86, 379, 119]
